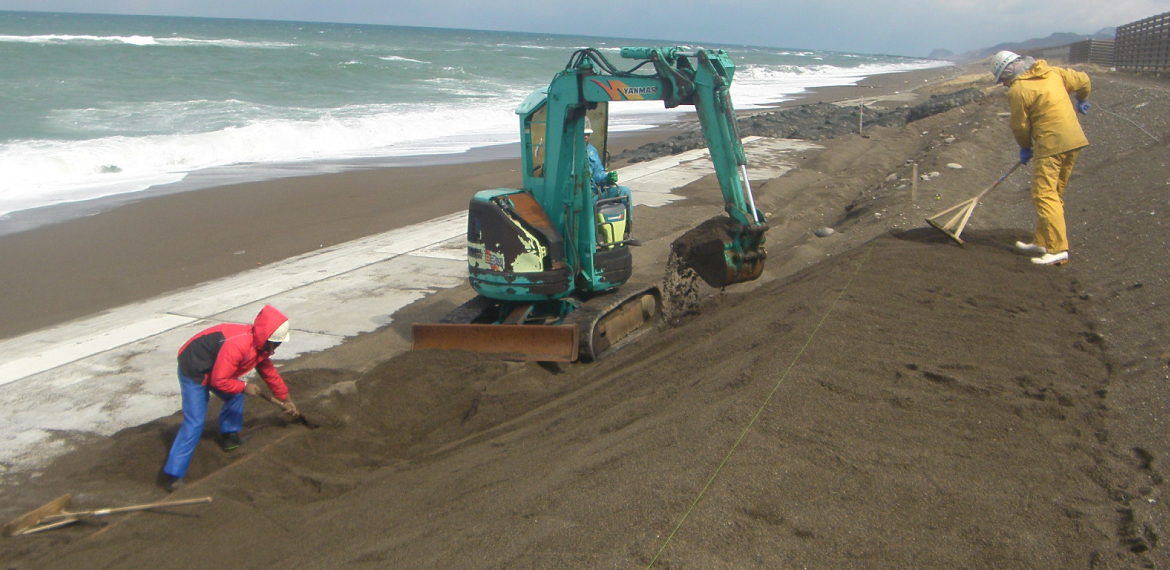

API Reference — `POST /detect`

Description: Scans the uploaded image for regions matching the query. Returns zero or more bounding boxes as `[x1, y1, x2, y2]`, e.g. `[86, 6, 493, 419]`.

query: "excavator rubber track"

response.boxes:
[411, 285, 661, 362]
[566, 285, 661, 362]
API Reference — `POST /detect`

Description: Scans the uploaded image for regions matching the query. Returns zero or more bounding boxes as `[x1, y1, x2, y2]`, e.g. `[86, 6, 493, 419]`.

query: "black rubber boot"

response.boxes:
[219, 432, 242, 452]
[161, 473, 185, 493]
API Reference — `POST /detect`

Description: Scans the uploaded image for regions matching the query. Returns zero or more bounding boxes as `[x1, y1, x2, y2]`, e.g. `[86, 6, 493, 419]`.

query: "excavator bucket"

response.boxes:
[670, 216, 766, 288]
[411, 323, 579, 362]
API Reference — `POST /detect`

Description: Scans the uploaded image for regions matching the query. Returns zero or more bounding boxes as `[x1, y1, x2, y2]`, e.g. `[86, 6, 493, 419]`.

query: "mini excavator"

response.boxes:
[412, 47, 767, 361]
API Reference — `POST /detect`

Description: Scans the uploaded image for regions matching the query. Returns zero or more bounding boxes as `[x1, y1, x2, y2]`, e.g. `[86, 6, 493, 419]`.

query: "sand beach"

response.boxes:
[5, 60, 1170, 569]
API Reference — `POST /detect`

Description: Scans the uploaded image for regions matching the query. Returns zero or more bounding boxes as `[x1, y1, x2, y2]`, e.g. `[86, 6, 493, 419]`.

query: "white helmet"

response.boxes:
[583, 116, 593, 134]
[268, 321, 290, 343]
[990, 50, 1021, 82]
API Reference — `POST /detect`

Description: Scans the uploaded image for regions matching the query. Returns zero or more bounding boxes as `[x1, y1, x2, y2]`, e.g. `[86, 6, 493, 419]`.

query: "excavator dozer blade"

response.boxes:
[411, 323, 579, 362]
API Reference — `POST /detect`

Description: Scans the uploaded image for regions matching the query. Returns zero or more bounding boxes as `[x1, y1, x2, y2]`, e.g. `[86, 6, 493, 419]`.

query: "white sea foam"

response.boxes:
[0, 100, 524, 217]
[0, 34, 295, 48]
[0, 15, 949, 220]
[380, 55, 429, 64]
[731, 60, 949, 108]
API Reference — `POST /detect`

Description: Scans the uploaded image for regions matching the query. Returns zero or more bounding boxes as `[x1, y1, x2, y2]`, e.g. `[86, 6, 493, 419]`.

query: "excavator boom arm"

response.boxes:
[573, 48, 761, 228]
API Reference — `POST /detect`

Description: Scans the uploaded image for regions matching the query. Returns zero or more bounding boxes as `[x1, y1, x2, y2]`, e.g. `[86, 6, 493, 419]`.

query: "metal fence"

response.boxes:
[1021, 44, 1071, 61]
[1116, 11, 1170, 73]
[1019, 40, 1114, 67]
[1069, 40, 1115, 66]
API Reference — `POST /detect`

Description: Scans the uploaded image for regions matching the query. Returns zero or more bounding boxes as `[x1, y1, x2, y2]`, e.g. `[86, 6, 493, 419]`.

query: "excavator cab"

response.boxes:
[527, 101, 626, 251]
[578, 108, 634, 252]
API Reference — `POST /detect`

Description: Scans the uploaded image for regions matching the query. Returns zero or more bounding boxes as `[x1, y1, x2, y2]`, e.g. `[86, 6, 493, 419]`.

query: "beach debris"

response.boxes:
[814, 227, 835, 237]
[946, 163, 963, 169]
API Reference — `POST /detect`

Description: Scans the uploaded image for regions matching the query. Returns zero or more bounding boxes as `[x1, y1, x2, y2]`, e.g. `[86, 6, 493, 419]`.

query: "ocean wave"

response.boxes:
[0, 100, 525, 216]
[492, 43, 561, 50]
[737, 60, 946, 81]
[380, 55, 429, 64]
[0, 34, 295, 48]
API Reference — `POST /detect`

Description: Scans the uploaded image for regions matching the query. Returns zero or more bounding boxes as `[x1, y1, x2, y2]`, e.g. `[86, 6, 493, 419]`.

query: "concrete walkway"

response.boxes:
[0, 136, 818, 474]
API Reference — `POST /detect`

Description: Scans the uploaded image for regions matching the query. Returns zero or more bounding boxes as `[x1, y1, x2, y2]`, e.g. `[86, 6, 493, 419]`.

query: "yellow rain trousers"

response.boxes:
[1030, 149, 1079, 254]
[1007, 60, 1090, 255]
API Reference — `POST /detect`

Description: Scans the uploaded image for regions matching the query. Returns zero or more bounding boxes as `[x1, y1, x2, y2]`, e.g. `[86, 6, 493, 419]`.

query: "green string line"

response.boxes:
[646, 240, 877, 569]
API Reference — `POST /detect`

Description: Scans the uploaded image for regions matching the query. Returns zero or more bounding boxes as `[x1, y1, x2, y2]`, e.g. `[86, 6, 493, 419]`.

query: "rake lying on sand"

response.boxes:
[3, 494, 212, 536]
[925, 162, 1022, 245]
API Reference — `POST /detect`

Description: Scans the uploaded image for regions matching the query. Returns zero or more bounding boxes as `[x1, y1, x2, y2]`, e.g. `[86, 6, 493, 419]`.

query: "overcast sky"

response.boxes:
[1, 0, 1165, 57]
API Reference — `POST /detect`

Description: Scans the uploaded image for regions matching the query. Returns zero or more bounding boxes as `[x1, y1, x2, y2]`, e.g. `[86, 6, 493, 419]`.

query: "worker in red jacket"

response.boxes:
[161, 304, 298, 492]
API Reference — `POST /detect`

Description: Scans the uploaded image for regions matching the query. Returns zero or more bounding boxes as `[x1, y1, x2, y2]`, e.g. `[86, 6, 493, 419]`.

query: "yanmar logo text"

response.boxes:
[590, 79, 659, 101]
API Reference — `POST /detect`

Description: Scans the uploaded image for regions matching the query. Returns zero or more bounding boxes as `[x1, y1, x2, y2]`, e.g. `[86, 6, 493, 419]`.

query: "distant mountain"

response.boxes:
[1094, 27, 1118, 39]
[931, 27, 1117, 62]
[927, 48, 955, 60]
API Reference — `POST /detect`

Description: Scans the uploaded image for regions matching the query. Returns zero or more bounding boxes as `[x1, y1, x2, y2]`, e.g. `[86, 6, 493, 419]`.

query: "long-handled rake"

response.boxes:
[925, 162, 1022, 245]
[3, 494, 212, 536]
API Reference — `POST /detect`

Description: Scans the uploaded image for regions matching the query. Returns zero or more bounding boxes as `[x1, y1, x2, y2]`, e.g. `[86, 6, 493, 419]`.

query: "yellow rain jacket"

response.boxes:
[1007, 60, 1090, 158]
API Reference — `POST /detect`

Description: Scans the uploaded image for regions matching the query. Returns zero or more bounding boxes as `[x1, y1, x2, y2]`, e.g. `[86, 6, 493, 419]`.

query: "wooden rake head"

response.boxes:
[925, 162, 1022, 245]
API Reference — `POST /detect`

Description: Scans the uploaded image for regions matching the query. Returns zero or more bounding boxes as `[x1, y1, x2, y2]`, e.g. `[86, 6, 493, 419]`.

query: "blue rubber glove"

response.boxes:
[1075, 99, 1091, 115]
[1019, 148, 1033, 164]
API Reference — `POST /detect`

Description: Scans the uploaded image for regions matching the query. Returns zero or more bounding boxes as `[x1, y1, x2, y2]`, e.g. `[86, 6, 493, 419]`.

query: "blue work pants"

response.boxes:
[162, 368, 245, 478]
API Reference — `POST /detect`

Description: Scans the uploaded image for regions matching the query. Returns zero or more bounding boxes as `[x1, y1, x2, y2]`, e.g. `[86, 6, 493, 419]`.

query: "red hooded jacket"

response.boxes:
[177, 305, 289, 399]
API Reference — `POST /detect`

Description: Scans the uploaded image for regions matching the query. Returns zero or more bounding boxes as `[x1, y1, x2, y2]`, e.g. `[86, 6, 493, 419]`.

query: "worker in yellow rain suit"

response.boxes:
[990, 50, 1091, 266]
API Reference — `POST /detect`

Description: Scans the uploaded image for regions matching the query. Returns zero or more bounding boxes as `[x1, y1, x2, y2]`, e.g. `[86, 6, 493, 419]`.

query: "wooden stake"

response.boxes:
[911, 163, 918, 203]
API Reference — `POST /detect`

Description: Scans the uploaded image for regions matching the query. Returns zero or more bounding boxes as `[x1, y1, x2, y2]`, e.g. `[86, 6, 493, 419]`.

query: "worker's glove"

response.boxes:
[1019, 148, 1033, 165]
[243, 383, 262, 397]
[606, 171, 619, 185]
[1074, 99, 1091, 115]
[280, 398, 299, 417]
